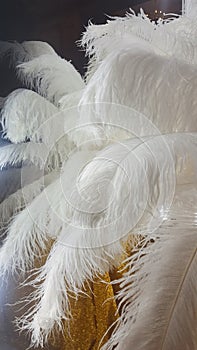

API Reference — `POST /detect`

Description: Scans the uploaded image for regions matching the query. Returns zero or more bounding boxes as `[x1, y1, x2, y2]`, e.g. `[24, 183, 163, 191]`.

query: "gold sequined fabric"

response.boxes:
[34, 240, 134, 350]
[58, 273, 119, 350]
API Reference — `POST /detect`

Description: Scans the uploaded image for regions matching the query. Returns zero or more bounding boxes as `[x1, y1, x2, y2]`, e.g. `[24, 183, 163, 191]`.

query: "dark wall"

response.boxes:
[0, 0, 182, 96]
[0, 0, 149, 73]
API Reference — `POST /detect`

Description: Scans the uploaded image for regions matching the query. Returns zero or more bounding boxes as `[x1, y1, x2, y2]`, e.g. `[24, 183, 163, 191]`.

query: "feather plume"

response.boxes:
[0, 150, 96, 279]
[0, 88, 83, 167]
[17, 54, 85, 106]
[0, 165, 42, 204]
[0, 40, 56, 65]
[0, 170, 58, 231]
[0, 142, 49, 169]
[0, 167, 23, 203]
[1, 11, 197, 350]
[0, 170, 60, 277]
[74, 47, 197, 147]
[0, 97, 5, 109]
[17, 227, 123, 348]
[0, 207, 50, 277]
[58, 89, 84, 110]
[1, 89, 58, 144]
[81, 9, 197, 80]
[0, 136, 74, 171]
[15, 133, 197, 346]
[103, 185, 197, 350]
[184, 0, 197, 17]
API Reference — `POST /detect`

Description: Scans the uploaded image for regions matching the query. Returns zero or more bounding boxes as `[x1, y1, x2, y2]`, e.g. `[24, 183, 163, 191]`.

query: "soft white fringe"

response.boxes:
[18, 229, 124, 347]
[1, 10, 197, 348]
[81, 9, 197, 79]
[0, 136, 75, 171]
[102, 196, 197, 350]
[0, 170, 58, 232]
[0, 96, 5, 108]
[14, 133, 197, 346]
[74, 45, 197, 147]
[0, 142, 50, 170]
[0, 88, 82, 169]
[0, 171, 60, 277]
[58, 89, 84, 110]
[17, 54, 85, 106]
[1, 89, 58, 144]
[184, 0, 197, 17]
[0, 40, 56, 65]
[0, 150, 96, 278]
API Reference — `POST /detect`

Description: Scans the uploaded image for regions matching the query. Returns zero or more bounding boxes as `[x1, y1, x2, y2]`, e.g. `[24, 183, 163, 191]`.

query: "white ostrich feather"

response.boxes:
[81, 9, 197, 80]
[0, 170, 58, 231]
[17, 54, 85, 106]
[0, 165, 42, 204]
[74, 46, 197, 147]
[184, 0, 197, 17]
[1, 89, 58, 144]
[0, 170, 60, 277]
[0, 10, 197, 350]
[18, 227, 123, 348]
[0, 88, 84, 167]
[0, 142, 50, 169]
[0, 137, 74, 171]
[15, 132, 197, 346]
[0, 206, 50, 277]
[58, 89, 84, 110]
[0, 150, 96, 279]
[0, 96, 5, 109]
[20, 41, 57, 61]
[103, 186, 197, 350]
[0, 40, 56, 65]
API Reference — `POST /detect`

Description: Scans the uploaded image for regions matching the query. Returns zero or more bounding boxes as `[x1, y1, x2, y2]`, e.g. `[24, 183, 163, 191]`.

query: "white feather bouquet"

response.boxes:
[0, 1, 196, 349]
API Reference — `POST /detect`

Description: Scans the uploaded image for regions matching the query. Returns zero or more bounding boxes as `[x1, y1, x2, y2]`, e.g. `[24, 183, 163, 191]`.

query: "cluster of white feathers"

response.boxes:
[0, 1, 197, 349]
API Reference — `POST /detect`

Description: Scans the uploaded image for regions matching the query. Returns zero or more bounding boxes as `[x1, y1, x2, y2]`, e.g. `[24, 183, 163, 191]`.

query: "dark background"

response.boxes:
[0, 0, 182, 96]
